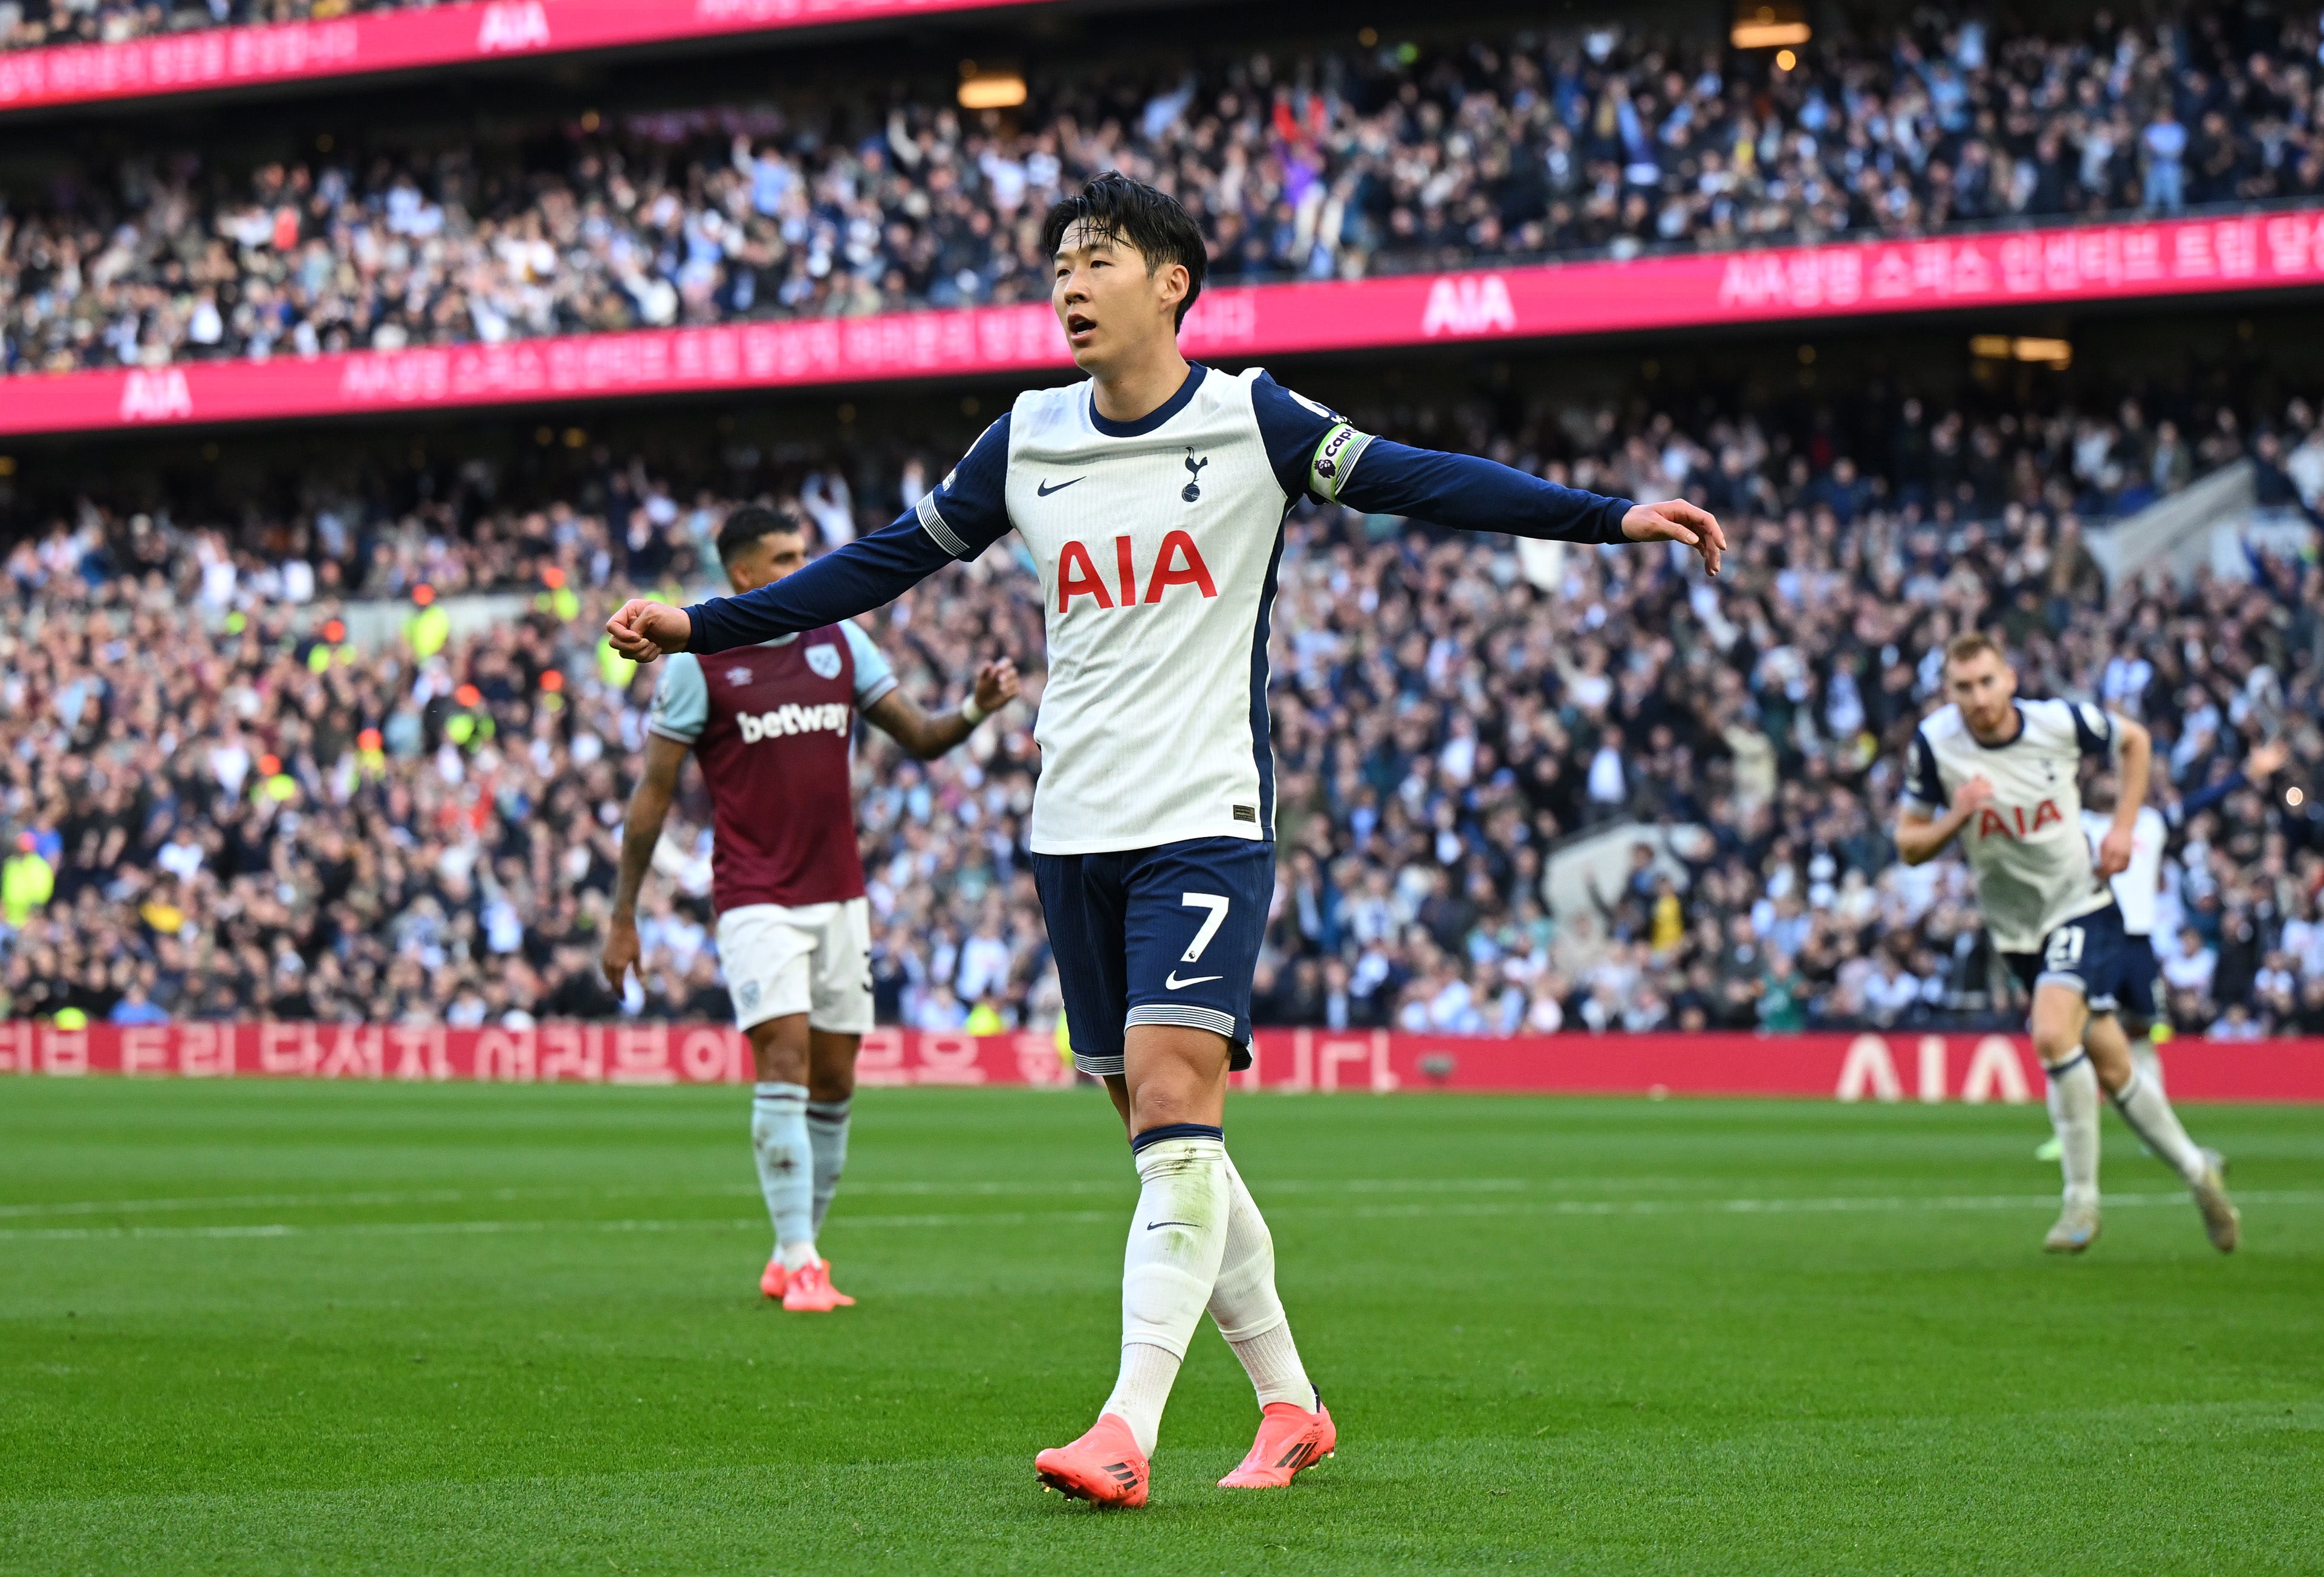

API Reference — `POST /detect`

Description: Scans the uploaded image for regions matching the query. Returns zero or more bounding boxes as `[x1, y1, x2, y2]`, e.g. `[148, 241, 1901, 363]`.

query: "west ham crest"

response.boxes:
[806, 643, 843, 680]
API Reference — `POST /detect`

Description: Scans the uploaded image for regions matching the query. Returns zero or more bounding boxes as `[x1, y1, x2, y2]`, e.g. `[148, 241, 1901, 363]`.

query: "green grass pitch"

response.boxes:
[3, 1079, 2320, 1575]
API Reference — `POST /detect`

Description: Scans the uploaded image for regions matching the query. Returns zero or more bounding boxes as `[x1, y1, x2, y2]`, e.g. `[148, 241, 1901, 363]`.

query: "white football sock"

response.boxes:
[2044, 1055, 2100, 1208]
[750, 1082, 816, 1269]
[1208, 1155, 1316, 1411]
[1100, 1128, 1230, 1456]
[2129, 1032, 2166, 1097]
[2111, 1071, 2208, 1186]
[805, 1097, 851, 1235]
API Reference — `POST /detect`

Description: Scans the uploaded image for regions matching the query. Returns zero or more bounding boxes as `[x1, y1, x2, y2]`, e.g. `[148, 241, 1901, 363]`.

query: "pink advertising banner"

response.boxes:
[7, 1023, 2322, 1102]
[8, 208, 2323, 439]
[0, 0, 1050, 114]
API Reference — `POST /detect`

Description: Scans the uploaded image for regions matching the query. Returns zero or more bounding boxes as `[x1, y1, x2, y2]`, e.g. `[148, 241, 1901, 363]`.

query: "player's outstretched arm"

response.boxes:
[604, 732, 689, 992]
[862, 657, 1022, 759]
[1250, 376, 1724, 574]
[1895, 776, 1991, 866]
[607, 513, 959, 660]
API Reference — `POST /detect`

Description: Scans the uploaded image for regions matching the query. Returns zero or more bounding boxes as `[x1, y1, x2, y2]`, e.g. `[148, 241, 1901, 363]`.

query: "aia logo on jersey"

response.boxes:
[1056, 531, 1217, 612]
[1976, 799, 2064, 840]
[806, 644, 843, 680]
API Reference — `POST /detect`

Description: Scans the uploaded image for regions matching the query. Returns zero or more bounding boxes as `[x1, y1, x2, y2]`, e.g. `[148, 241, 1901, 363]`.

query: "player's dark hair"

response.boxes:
[1041, 171, 1208, 329]
[716, 504, 805, 562]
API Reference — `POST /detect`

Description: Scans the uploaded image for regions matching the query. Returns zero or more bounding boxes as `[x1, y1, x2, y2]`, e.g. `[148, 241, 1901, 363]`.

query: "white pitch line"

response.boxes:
[5, 1191, 2320, 1244]
[0, 1176, 1562, 1221]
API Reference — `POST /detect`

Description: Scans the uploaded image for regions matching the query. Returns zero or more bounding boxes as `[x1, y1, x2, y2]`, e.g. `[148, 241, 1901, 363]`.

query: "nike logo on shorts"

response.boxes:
[1164, 972, 1222, 990]
[1146, 1221, 1198, 1231]
[1036, 476, 1085, 496]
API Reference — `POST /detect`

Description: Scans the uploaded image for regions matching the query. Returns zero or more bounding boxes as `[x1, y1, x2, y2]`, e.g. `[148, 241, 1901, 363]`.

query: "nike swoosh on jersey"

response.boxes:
[1164, 972, 1222, 990]
[1036, 476, 1085, 496]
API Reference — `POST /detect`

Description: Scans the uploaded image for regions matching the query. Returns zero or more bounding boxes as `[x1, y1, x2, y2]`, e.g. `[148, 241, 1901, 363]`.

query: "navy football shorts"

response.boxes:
[2002, 900, 2132, 1015]
[1031, 835, 1273, 1078]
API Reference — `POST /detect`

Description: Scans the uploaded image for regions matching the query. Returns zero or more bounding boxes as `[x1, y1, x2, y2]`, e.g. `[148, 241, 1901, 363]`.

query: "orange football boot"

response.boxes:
[1034, 1413, 1149, 1507]
[780, 1258, 855, 1312]
[1218, 1399, 1336, 1489]
[759, 1257, 788, 1299]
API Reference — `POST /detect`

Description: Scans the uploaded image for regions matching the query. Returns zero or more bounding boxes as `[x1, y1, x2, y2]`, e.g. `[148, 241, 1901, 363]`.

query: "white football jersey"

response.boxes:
[1902, 699, 2120, 953]
[915, 366, 1366, 855]
[2082, 803, 2165, 937]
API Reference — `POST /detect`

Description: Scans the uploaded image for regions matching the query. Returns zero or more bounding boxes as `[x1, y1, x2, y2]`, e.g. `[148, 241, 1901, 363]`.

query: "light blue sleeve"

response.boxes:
[646, 652, 709, 744]
[841, 619, 899, 709]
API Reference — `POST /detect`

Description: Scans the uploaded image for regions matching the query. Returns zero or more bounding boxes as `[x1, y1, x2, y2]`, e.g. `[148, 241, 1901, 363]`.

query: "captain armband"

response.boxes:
[1306, 422, 1374, 503]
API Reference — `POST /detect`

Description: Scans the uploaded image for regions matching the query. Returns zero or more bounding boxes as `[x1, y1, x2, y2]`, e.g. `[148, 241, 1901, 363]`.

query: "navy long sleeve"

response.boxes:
[683, 512, 955, 654]
[1247, 370, 1633, 542]
[1334, 438, 1634, 543]
[684, 414, 1016, 654]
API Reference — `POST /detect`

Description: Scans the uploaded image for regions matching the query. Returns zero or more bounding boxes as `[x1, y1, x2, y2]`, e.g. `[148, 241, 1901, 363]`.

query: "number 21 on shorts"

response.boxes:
[2044, 925, 2085, 972]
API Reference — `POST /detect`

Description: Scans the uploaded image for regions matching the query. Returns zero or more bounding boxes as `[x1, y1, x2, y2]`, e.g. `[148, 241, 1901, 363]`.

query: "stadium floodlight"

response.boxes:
[958, 62, 1027, 110]
[1732, 3, 1811, 50]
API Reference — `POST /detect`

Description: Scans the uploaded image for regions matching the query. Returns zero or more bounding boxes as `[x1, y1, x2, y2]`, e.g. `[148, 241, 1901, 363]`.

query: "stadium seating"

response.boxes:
[2, 381, 2319, 1038]
[7, 6, 2323, 374]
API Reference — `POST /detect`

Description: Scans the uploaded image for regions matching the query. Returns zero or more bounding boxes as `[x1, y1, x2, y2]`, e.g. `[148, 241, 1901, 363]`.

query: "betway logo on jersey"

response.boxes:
[1055, 531, 1217, 611]
[736, 703, 850, 743]
[1975, 800, 2064, 839]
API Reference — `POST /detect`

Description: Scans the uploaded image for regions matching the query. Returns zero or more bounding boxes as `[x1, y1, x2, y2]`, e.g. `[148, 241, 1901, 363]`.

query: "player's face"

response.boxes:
[724, 530, 809, 595]
[1945, 651, 2019, 737]
[1052, 220, 1185, 372]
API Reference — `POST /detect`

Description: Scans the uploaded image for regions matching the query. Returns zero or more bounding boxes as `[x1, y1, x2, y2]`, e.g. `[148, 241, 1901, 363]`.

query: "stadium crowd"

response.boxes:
[0, 0, 411, 51]
[7, 4, 2323, 372]
[2, 374, 2321, 1038]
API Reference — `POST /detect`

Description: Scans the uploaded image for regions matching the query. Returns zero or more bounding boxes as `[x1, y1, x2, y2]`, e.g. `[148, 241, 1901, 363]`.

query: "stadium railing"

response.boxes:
[11, 206, 2324, 440]
[0, 0, 1053, 115]
[10, 1023, 2323, 1101]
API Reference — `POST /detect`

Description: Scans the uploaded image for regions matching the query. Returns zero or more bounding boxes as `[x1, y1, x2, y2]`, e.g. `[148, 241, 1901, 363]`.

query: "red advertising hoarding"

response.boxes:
[0, 0, 1051, 114]
[11, 208, 2323, 440]
[7, 1022, 2322, 1102]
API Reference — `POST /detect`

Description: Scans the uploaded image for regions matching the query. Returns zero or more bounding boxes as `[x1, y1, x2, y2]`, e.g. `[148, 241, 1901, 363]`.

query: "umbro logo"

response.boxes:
[1036, 476, 1084, 496]
[1164, 971, 1221, 990]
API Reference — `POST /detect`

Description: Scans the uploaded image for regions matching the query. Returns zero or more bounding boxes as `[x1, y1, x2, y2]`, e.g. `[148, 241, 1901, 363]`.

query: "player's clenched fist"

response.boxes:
[1621, 498, 1727, 576]
[1953, 775, 1996, 814]
[605, 599, 693, 662]
[973, 657, 1022, 716]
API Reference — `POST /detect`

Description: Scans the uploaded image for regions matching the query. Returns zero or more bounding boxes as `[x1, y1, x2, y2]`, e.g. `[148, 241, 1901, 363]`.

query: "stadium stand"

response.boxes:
[3, 376, 2319, 1038]
[7, 5, 2323, 374]
[0, 0, 406, 51]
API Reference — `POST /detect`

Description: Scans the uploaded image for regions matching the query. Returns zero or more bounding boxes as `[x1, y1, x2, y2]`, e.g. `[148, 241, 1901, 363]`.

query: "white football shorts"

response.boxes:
[714, 897, 874, 1035]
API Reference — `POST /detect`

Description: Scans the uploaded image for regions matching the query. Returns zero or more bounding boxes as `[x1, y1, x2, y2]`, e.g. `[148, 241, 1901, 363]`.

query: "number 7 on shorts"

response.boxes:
[1180, 893, 1230, 963]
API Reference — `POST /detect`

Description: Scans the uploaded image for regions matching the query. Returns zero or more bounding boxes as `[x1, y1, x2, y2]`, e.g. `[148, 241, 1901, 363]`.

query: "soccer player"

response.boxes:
[1896, 631, 2238, 1255]
[2074, 735, 2288, 1105]
[602, 504, 1019, 1312]
[605, 172, 1726, 1502]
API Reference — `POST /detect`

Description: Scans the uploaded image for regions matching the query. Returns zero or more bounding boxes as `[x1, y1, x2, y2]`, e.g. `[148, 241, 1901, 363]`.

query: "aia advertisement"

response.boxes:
[0, 0, 1050, 114]
[4, 207, 2320, 438]
[5, 1023, 2321, 1102]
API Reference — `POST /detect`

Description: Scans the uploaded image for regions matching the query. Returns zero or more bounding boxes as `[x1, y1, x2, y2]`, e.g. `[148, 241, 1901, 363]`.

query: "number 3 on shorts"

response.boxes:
[2044, 925, 2085, 972]
[1180, 893, 1231, 964]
